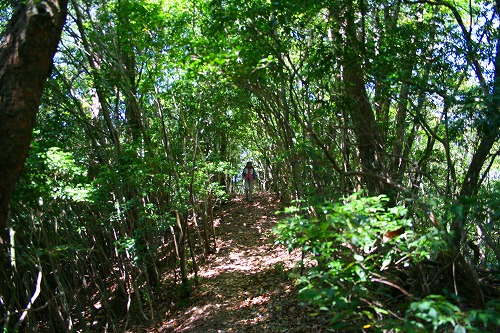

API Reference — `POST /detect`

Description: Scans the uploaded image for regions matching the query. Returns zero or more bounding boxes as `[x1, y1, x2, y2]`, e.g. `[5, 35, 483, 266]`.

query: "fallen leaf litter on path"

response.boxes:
[130, 192, 325, 333]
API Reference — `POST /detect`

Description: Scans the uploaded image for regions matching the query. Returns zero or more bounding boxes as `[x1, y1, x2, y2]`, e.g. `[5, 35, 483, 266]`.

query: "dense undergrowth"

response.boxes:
[274, 193, 500, 332]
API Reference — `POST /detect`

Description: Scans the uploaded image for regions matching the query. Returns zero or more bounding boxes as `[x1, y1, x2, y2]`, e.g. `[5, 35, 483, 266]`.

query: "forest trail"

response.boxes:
[150, 192, 315, 332]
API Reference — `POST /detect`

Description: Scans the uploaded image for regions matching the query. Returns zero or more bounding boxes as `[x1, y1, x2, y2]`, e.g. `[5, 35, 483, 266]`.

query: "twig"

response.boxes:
[370, 273, 412, 297]
[15, 264, 43, 329]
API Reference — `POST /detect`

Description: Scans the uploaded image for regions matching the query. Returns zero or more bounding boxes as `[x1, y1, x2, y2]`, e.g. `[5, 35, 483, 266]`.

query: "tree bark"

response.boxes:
[0, 0, 68, 307]
[340, 0, 385, 195]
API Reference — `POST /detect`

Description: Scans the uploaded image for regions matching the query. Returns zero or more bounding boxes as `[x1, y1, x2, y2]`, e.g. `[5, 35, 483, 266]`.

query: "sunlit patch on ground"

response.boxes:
[152, 192, 305, 333]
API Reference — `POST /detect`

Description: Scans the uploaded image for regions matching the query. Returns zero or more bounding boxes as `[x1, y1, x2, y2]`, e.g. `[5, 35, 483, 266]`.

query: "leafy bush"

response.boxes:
[403, 297, 500, 332]
[274, 193, 451, 331]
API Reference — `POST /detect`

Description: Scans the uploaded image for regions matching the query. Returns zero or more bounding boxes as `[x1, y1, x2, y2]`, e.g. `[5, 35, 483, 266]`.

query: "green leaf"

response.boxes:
[354, 254, 364, 262]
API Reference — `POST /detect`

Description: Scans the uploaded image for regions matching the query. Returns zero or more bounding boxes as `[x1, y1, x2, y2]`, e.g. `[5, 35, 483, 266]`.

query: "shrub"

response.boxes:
[274, 193, 450, 331]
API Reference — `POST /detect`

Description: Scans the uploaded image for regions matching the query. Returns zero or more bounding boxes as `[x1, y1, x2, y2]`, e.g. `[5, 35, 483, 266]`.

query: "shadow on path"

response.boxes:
[158, 192, 302, 333]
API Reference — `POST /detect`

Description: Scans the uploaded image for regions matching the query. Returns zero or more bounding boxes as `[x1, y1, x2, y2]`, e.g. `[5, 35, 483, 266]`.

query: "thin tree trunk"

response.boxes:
[442, 0, 500, 307]
[71, 0, 120, 151]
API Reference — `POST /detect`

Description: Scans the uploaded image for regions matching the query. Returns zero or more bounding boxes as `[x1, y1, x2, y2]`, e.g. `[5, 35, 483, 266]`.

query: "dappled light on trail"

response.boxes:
[152, 192, 304, 333]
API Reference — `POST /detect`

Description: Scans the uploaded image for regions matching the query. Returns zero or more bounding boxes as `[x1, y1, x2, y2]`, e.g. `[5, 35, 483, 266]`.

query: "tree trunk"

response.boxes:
[449, 0, 500, 253]
[445, 1, 500, 307]
[0, 0, 68, 311]
[340, 0, 385, 195]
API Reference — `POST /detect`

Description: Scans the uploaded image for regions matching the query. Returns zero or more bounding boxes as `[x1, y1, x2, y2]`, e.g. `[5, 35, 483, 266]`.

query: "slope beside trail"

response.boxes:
[151, 192, 323, 332]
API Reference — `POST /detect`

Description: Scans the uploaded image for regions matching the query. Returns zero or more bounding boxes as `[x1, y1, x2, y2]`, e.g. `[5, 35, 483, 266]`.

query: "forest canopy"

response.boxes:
[0, 0, 498, 331]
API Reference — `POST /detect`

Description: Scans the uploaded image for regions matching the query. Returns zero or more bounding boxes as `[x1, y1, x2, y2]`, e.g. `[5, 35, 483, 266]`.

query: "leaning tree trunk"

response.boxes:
[0, 0, 68, 323]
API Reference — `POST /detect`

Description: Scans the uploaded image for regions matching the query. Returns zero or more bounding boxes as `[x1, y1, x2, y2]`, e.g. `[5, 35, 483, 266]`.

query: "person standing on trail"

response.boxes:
[242, 161, 257, 202]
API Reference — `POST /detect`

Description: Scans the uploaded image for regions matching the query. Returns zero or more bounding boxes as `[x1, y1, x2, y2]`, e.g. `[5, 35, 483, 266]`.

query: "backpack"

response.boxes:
[244, 168, 255, 181]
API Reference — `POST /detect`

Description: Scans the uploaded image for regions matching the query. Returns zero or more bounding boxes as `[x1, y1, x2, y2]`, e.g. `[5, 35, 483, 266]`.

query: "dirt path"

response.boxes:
[155, 192, 306, 332]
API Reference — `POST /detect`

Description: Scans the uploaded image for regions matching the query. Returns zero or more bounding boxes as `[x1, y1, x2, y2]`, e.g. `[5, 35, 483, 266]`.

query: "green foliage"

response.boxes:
[4, 0, 498, 329]
[468, 184, 500, 268]
[275, 194, 407, 328]
[466, 300, 500, 331]
[42, 147, 93, 202]
[274, 193, 449, 330]
[275, 193, 500, 331]
[403, 297, 500, 333]
[13, 143, 93, 207]
[405, 295, 463, 331]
